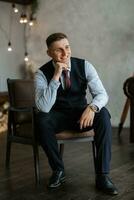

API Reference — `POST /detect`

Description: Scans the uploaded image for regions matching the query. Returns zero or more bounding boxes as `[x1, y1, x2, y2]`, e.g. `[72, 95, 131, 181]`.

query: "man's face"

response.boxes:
[47, 38, 71, 64]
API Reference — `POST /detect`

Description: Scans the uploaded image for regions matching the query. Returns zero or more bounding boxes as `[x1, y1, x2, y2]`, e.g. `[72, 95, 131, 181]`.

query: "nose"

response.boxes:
[62, 49, 68, 57]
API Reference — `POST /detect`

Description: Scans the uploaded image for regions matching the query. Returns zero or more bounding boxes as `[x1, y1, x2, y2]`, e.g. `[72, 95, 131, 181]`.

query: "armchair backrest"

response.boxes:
[7, 79, 35, 108]
[7, 79, 35, 125]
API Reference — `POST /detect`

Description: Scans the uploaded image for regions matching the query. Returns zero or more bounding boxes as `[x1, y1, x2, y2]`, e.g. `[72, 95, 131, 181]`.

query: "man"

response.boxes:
[34, 33, 118, 195]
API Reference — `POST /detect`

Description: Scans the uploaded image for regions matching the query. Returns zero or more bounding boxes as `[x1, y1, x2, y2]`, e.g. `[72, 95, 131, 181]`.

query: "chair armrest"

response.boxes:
[9, 106, 33, 112]
[8, 106, 34, 124]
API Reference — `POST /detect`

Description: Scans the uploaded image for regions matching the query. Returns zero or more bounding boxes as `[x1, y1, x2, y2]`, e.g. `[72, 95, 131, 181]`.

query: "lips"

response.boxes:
[60, 57, 70, 63]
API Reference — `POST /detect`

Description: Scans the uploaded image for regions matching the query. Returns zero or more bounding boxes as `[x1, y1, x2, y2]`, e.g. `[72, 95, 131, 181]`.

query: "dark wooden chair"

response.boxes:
[6, 78, 96, 185]
[123, 77, 134, 142]
[6, 78, 40, 184]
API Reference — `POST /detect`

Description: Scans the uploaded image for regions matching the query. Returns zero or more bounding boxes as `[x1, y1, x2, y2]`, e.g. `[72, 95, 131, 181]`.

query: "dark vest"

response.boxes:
[40, 57, 87, 111]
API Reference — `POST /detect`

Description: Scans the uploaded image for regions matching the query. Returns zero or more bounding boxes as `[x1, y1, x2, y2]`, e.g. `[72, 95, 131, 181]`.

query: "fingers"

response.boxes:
[79, 117, 93, 130]
[55, 62, 63, 71]
[79, 108, 95, 130]
[56, 62, 68, 70]
[53, 63, 64, 78]
[53, 62, 69, 81]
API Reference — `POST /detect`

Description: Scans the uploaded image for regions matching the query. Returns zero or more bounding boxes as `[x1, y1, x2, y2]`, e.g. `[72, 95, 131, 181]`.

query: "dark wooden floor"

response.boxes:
[0, 128, 134, 200]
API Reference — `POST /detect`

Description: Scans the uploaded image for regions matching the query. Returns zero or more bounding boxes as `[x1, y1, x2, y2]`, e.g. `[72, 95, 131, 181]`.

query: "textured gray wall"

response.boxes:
[28, 0, 134, 126]
[0, 2, 25, 90]
[1, 0, 134, 126]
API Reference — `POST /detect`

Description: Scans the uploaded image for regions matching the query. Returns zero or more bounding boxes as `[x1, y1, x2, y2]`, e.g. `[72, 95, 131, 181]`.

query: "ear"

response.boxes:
[47, 49, 53, 58]
[47, 49, 50, 56]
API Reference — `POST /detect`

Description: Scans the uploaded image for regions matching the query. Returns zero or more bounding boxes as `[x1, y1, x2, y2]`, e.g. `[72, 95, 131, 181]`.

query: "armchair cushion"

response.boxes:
[56, 129, 95, 140]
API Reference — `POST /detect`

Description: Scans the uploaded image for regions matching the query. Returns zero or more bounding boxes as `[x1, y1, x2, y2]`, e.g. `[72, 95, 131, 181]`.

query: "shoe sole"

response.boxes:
[96, 186, 118, 195]
[48, 176, 66, 188]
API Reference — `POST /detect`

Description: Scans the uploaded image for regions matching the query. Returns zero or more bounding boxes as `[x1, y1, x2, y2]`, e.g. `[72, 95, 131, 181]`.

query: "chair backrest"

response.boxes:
[123, 77, 134, 99]
[7, 79, 35, 108]
[7, 79, 35, 126]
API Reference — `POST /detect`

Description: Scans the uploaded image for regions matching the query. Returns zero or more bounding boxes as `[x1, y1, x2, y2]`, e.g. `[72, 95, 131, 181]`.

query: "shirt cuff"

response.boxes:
[50, 79, 61, 89]
[89, 103, 100, 112]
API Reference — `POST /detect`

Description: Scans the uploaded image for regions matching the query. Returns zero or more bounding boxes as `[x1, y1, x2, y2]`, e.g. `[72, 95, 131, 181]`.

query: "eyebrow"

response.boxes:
[53, 45, 70, 50]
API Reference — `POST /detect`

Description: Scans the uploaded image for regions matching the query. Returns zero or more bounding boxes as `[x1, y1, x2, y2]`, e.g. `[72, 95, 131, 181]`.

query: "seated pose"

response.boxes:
[34, 32, 118, 195]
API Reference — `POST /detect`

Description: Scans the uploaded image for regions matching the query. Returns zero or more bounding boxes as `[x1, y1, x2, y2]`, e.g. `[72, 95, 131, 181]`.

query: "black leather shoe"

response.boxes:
[96, 175, 118, 195]
[48, 170, 65, 188]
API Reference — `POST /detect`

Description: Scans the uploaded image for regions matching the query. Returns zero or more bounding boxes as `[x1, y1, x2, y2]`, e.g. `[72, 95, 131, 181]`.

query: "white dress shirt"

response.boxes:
[34, 59, 108, 113]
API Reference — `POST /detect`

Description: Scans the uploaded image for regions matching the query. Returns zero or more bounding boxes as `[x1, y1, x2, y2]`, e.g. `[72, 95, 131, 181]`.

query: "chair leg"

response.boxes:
[91, 141, 96, 174]
[59, 144, 64, 158]
[5, 140, 11, 169]
[33, 144, 40, 186]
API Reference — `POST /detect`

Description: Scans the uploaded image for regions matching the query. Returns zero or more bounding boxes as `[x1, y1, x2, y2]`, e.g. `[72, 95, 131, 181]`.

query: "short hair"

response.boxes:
[46, 33, 68, 48]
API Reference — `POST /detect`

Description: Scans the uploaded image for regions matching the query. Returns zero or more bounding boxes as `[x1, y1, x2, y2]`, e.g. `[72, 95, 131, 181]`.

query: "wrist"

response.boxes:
[88, 105, 98, 113]
[53, 74, 60, 81]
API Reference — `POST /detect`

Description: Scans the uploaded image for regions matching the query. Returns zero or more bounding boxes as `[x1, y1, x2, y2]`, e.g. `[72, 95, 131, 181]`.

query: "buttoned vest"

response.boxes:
[40, 57, 87, 111]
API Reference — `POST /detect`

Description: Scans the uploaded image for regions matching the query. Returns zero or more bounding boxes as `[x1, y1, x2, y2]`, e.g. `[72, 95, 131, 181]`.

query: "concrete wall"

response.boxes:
[1, 0, 134, 126]
[0, 2, 25, 91]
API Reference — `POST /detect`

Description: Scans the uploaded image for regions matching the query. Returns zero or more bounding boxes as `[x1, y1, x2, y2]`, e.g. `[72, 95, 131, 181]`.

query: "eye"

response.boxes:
[66, 46, 70, 49]
[55, 49, 62, 53]
[65, 46, 70, 51]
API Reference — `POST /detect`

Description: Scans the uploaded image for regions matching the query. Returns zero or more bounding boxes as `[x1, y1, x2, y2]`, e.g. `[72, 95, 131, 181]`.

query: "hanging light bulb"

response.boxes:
[12, 3, 19, 13]
[29, 15, 36, 26]
[23, 14, 28, 23]
[20, 14, 24, 23]
[24, 52, 29, 62]
[29, 18, 34, 26]
[8, 41, 12, 51]
[20, 14, 28, 23]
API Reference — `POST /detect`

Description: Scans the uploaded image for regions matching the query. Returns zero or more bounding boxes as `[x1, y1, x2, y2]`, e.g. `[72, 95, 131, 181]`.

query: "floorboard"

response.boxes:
[0, 128, 134, 200]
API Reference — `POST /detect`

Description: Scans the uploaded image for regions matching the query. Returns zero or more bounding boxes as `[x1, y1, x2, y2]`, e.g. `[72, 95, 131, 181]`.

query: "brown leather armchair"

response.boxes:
[6, 78, 96, 185]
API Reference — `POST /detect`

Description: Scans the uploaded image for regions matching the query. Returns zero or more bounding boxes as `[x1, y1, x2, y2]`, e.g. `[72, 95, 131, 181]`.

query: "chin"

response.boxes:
[61, 58, 70, 63]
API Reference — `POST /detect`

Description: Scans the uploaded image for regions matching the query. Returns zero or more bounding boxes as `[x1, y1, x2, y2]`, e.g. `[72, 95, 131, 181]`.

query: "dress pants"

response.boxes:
[36, 107, 112, 174]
